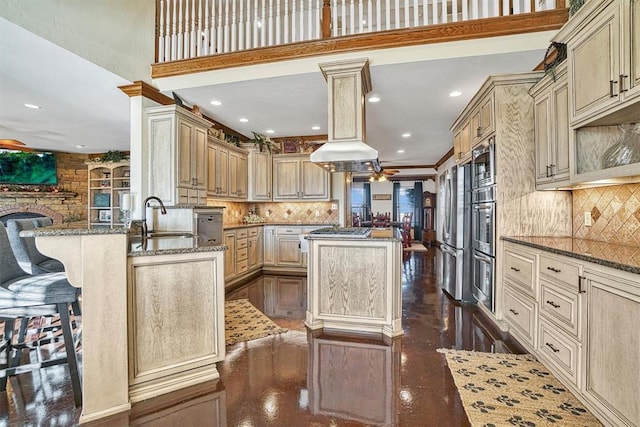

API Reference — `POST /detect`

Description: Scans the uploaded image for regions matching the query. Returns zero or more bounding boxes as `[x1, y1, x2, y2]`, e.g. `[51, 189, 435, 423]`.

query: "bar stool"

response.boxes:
[0, 225, 82, 407]
[6, 219, 65, 275]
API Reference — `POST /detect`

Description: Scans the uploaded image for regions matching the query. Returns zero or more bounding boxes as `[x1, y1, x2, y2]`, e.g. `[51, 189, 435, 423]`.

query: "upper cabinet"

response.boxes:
[557, 0, 640, 126]
[207, 137, 248, 200]
[146, 105, 211, 206]
[272, 154, 330, 201]
[452, 92, 494, 164]
[531, 62, 571, 189]
[240, 143, 278, 201]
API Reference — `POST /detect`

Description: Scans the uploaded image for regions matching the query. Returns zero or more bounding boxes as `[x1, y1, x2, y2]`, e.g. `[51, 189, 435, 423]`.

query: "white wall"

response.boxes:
[0, 0, 155, 82]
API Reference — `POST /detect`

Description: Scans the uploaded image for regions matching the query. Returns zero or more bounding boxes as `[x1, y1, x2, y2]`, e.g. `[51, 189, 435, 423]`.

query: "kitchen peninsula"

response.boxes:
[22, 224, 227, 423]
[305, 227, 403, 338]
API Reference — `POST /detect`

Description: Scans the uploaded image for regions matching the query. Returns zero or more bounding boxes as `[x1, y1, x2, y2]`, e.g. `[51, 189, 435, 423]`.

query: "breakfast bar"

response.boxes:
[23, 224, 227, 423]
[305, 227, 403, 338]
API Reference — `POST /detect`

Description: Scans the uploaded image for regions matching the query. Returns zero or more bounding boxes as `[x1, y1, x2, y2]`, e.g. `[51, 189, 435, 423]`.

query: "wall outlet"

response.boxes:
[584, 211, 592, 227]
[331, 203, 338, 210]
[315, 210, 320, 217]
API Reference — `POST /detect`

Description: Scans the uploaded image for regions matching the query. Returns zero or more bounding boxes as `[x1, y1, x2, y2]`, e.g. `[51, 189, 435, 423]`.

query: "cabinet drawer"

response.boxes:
[236, 228, 248, 239]
[236, 259, 248, 274]
[248, 227, 260, 237]
[504, 249, 536, 297]
[540, 279, 580, 337]
[236, 247, 248, 261]
[539, 254, 581, 290]
[236, 239, 248, 250]
[504, 285, 537, 348]
[276, 227, 303, 235]
[538, 318, 581, 387]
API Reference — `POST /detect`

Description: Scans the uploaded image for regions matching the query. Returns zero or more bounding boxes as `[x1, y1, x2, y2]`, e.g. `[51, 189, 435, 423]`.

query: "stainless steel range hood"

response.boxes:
[310, 58, 381, 173]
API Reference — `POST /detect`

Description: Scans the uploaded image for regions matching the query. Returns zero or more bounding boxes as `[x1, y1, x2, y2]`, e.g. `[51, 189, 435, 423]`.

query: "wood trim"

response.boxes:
[152, 10, 568, 78]
[435, 148, 455, 169]
[118, 81, 173, 105]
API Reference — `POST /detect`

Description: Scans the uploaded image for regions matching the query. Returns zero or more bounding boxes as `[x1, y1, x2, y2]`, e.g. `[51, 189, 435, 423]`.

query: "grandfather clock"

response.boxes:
[422, 192, 436, 246]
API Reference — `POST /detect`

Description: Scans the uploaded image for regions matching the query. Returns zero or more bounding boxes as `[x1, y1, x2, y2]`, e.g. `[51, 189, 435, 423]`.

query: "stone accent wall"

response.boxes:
[573, 183, 640, 246]
[0, 152, 89, 223]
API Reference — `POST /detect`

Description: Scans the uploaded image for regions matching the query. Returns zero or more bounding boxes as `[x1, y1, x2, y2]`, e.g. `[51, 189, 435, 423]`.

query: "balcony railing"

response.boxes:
[155, 0, 562, 62]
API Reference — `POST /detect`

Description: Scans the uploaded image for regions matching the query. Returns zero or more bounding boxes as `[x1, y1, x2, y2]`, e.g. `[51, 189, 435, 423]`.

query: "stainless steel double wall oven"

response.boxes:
[471, 137, 496, 313]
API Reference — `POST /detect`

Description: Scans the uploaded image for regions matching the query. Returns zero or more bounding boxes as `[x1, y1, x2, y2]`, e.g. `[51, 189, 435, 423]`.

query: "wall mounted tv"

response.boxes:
[0, 149, 58, 185]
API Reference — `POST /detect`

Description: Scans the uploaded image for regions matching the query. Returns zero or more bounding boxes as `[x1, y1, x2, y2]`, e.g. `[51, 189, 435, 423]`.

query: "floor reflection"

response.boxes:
[2, 249, 525, 426]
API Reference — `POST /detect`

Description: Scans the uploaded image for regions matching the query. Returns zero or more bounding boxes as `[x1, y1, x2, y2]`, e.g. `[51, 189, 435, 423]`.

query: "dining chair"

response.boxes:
[0, 225, 82, 407]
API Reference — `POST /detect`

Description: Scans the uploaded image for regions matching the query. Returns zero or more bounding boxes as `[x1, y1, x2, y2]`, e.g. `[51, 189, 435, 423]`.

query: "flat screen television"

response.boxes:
[0, 149, 58, 185]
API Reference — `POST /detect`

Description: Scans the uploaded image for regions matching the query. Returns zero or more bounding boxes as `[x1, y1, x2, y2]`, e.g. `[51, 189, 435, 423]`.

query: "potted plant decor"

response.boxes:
[249, 132, 277, 153]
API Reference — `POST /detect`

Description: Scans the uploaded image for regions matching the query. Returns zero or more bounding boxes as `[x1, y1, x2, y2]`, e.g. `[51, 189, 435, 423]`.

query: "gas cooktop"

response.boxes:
[309, 227, 372, 238]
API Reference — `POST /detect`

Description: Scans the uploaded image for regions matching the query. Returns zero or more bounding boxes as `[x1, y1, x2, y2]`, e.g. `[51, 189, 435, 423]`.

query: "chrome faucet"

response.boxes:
[141, 196, 167, 237]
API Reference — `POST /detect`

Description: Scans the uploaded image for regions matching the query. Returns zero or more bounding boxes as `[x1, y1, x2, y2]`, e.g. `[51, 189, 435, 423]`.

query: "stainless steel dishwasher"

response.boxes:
[193, 209, 223, 246]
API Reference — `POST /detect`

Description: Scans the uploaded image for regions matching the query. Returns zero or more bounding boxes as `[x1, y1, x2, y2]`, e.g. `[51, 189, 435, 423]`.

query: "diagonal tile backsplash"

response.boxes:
[573, 183, 640, 246]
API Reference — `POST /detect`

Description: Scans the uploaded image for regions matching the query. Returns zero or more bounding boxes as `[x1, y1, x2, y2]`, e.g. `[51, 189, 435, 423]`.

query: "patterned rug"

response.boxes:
[438, 349, 602, 427]
[225, 299, 288, 346]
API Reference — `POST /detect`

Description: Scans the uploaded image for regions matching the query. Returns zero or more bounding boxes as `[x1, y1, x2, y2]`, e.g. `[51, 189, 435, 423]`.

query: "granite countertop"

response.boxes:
[20, 221, 129, 237]
[128, 236, 227, 256]
[306, 227, 402, 241]
[502, 236, 640, 275]
[223, 222, 337, 230]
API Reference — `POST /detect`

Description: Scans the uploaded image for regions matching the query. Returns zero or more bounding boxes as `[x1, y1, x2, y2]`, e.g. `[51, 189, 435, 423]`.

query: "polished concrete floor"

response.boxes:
[1, 248, 524, 426]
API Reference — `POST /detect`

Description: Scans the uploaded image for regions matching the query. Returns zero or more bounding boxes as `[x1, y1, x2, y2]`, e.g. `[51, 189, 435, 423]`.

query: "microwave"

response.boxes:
[471, 137, 496, 189]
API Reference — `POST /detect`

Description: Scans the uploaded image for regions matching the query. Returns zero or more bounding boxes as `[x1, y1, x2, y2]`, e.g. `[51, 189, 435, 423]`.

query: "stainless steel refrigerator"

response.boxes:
[440, 163, 473, 302]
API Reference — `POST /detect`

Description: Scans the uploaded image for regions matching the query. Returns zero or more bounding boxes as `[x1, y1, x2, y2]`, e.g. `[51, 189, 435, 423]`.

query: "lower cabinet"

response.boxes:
[224, 226, 263, 287]
[502, 241, 640, 427]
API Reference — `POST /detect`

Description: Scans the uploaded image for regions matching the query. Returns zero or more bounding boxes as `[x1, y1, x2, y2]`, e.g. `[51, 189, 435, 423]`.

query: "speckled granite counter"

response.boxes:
[223, 222, 337, 230]
[128, 237, 227, 256]
[502, 236, 640, 274]
[19, 221, 129, 237]
[305, 227, 402, 241]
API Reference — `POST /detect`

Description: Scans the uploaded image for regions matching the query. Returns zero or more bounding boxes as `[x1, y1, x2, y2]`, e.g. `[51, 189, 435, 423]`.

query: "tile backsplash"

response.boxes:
[210, 200, 338, 225]
[573, 183, 640, 246]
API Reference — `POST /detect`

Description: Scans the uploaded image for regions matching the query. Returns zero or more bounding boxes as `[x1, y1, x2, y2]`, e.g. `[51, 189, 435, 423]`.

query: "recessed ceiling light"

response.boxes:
[311, 125, 321, 130]
[397, 149, 405, 153]
[239, 118, 249, 123]
[449, 90, 463, 97]
[265, 129, 275, 134]
[210, 100, 222, 106]
[76, 144, 86, 148]
[368, 95, 381, 103]
[402, 133, 411, 138]
[24, 103, 41, 109]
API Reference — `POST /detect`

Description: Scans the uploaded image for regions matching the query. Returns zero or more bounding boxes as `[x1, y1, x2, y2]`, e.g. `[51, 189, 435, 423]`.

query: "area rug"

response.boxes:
[438, 349, 602, 427]
[403, 242, 428, 252]
[225, 299, 288, 346]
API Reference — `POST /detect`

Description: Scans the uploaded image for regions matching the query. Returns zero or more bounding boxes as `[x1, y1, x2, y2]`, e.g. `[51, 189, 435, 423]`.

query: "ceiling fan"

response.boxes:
[368, 167, 399, 182]
[0, 139, 33, 151]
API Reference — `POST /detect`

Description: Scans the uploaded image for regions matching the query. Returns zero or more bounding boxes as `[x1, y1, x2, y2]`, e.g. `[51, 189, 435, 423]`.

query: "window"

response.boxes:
[397, 187, 415, 223]
[351, 185, 366, 218]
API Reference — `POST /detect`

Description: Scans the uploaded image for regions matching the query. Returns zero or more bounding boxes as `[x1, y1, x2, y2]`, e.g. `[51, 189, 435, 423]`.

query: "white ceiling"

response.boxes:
[1, 15, 550, 168]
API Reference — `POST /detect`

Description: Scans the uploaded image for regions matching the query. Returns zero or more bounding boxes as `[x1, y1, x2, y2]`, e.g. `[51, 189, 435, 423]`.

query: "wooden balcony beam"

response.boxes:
[152, 10, 568, 79]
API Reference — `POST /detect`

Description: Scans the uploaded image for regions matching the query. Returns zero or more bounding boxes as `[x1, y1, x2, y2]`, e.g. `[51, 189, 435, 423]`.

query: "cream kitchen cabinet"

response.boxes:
[531, 62, 571, 189]
[451, 92, 494, 164]
[223, 230, 236, 281]
[207, 138, 248, 200]
[263, 226, 276, 265]
[556, 0, 640, 126]
[146, 105, 210, 206]
[241, 143, 278, 201]
[247, 226, 263, 271]
[452, 121, 471, 164]
[581, 266, 640, 427]
[207, 139, 229, 197]
[275, 226, 304, 267]
[272, 154, 330, 201]
[471, 93, 495, 144]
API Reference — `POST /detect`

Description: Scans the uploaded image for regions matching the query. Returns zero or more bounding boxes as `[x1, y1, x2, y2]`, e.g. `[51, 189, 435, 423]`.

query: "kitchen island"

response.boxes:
[22, 223, 226, 424]
[305, 227, 403, 338]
